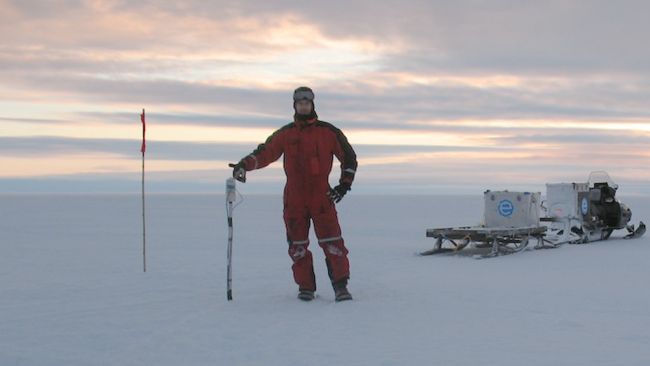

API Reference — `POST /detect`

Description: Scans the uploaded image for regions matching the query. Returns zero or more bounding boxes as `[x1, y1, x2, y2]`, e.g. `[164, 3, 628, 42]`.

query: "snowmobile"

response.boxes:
[421, 172, 645, 258]
[542, 171, 645, 245]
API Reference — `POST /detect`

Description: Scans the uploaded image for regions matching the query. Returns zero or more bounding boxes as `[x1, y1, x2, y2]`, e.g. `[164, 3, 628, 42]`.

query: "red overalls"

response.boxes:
[241, 118, 357, 291]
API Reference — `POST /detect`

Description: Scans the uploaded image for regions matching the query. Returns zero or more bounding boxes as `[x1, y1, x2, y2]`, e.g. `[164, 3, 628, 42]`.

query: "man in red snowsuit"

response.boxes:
[230, 86, 357, 302]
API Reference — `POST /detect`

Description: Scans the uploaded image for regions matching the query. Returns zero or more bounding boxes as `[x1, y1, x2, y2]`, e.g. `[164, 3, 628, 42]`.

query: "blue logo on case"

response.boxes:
[581, 197, 589, 215]
[498, 200, 514, 217]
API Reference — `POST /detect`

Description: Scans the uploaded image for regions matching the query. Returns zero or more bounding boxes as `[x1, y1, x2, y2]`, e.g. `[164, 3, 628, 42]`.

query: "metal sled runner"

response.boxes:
[422, 225, 549, 258]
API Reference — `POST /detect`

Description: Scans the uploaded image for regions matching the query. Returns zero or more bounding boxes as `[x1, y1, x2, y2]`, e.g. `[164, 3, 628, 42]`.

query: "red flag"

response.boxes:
[140, 109, 146, 154]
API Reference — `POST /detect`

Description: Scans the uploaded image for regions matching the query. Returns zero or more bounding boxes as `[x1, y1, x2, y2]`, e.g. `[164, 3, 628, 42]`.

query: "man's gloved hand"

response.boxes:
[229, 162, 247, 183]
[327, 183, 351, 203]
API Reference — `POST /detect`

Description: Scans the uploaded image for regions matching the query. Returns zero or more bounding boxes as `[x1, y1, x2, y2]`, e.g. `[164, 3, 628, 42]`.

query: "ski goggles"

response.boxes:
[293, 89, 315, 101]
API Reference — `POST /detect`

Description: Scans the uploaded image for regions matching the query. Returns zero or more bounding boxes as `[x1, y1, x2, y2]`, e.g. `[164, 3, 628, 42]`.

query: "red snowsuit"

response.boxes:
[240, 118, 357, 291]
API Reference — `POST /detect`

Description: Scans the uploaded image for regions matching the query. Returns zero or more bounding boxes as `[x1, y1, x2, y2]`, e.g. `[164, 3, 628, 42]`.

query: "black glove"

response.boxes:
[229, 162, 247, 183]
[327, 183, 351, 203]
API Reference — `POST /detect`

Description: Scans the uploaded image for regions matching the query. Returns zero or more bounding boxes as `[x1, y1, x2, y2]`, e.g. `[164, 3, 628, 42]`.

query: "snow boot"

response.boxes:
[333, 280, 352, 302]
[297, 289, 315, 301]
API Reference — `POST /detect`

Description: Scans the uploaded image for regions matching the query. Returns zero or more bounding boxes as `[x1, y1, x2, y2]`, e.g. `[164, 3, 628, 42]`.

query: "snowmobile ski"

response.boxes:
[624, 221, 646, 239]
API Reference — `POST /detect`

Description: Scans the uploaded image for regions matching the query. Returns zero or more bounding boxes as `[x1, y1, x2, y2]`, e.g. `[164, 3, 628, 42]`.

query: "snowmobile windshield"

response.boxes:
[588, 171, 618, 190]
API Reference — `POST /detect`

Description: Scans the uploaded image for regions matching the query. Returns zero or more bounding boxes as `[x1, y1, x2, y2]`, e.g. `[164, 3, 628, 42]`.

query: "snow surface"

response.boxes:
[1, 193, 650, 366]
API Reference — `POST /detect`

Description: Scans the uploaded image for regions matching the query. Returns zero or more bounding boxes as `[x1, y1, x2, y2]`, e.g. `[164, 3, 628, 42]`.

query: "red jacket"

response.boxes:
[241, 119, 357, 206]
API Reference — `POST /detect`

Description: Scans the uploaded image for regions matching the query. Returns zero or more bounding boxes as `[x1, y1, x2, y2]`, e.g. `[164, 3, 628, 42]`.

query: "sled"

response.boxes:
[421, 225, 549, 258]
[422, 191, 551, 258]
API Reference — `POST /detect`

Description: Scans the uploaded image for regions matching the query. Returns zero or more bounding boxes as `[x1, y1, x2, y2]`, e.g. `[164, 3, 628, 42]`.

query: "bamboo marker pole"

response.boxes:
[140, 108, 146, 272]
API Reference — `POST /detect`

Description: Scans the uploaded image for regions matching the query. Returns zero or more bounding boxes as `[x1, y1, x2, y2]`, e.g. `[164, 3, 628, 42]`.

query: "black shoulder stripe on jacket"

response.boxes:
[251, 122, 295, 156]
[316, 121, 358, 173]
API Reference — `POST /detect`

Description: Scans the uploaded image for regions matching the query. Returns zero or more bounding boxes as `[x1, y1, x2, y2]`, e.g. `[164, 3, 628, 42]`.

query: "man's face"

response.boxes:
[295, 100, 313, 115]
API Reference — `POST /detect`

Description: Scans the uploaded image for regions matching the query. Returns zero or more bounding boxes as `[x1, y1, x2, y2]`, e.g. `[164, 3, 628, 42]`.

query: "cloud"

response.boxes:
[492, 131, 650, 146]
[6, 0, 650, 76]
[2, 132, 647, 183]
[0, 136, 254, 161]
[271, 0, 650, 75]
[0, 136, 503, 162]
[0, 116, 66, 124]
[4, 71, 650, 126]
[72, 111, 289, 129]
[3, 0, 650, 125]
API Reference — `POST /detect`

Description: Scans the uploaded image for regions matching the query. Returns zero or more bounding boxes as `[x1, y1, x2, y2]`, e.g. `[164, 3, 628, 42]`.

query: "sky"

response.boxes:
[1, 0, 649, 195]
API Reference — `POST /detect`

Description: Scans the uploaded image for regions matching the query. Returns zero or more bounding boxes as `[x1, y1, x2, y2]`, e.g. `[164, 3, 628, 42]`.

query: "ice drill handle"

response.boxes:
[226, 178, 237, 203]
